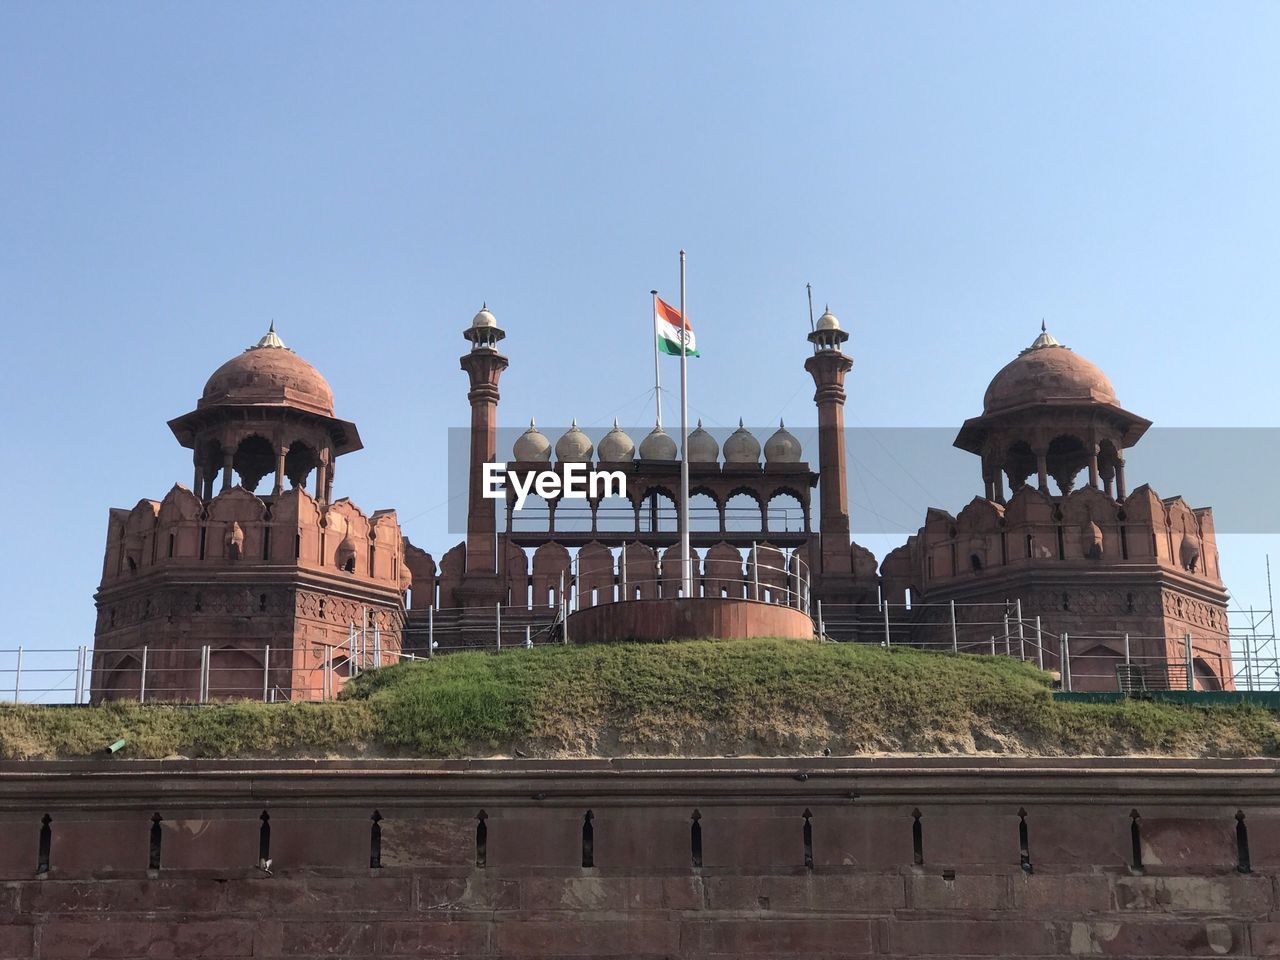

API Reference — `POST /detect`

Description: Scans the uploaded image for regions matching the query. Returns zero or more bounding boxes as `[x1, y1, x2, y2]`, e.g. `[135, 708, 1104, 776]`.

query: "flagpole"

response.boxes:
[651, 289, 662, 427]
[678, 250, 691, 597]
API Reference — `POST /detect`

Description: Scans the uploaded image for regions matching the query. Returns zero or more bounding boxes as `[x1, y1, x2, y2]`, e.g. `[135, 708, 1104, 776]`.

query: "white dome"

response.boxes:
[597, 419, 635, 461]
[555, 420, 593, 462]
[723, 419, 761, 464]
[764, 420, 802, 463]
[816, 307, 840, 331]
[472, 304, 497, 328]
[639, 424, 677, 461]
[687, 420, 719, 462]
[513, 419, 551, 461]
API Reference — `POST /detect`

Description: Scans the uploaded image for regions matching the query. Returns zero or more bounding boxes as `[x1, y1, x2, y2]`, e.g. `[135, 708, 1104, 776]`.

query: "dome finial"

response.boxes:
[254, 323, 286, 350]
[1025, 321, 1060, 352]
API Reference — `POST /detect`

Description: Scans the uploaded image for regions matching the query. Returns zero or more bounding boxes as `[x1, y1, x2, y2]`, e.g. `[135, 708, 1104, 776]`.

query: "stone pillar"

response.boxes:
[458, 338, 509, 606]
[1116, 459, 1127, 500]
[1087, 444, 1100, 490]
[273, 445, 288, 496]
[221, 452, 234, 492]
[193, 463, 203, 498]
[1035, 450, 1049, 492]
[804, 347, 855, 591]
[316, 461, 328, 502]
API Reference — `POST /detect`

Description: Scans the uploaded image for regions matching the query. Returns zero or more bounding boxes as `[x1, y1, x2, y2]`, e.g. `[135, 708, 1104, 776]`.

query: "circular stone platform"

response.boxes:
[564, 596, 816, 644]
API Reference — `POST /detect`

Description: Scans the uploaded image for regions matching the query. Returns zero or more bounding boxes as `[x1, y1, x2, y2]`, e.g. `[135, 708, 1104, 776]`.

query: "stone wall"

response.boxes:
[1, 757, 1279, 958]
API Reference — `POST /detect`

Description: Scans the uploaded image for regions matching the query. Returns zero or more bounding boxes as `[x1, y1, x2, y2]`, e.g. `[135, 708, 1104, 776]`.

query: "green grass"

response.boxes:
[2, 638, 1278, 759]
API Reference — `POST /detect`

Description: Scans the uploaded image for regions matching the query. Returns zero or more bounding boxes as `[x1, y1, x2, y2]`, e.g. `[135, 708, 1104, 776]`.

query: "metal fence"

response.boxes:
[1, 592, 1274, 703]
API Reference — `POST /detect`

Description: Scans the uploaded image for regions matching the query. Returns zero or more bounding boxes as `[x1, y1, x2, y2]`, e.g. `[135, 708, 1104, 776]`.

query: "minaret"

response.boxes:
[804, 307, 856, 595]
[458, 304, 508, 603]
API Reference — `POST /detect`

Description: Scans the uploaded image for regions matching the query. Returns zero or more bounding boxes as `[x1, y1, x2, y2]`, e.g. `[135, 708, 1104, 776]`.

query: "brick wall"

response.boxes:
[1, 757, 1278, 958]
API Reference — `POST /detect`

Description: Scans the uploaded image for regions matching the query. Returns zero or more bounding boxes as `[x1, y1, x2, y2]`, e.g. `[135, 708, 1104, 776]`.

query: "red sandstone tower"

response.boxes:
[881, 325, 1233, 690]
[456, 305, 509, 607]
[804, 307, 862, 604]
[93, 326, 408, 701]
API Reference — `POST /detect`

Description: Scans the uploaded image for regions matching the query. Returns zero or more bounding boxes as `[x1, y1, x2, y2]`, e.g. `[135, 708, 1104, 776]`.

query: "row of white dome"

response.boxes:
[513, 419, 803, 464]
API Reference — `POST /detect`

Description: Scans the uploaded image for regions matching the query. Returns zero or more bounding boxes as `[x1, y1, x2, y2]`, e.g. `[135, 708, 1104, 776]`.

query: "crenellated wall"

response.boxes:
[1, 757, 1279, 958]
[880, 483, 1231, 690]
[93, 485, 408, 701]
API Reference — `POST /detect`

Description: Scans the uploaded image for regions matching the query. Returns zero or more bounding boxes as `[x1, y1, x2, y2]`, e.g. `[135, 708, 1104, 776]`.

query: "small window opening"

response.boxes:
[37, 814, 51, 874]
[148, 813, 163, 870]
[167, 533, 175, 558]
[802, 809, 814, 869]
[475, 810, 488, 867]
[1018, 807, 1032, 874]
[369, 811, 383, 869]
[690, 810, 703, 868]
[912, 808, 924, 865]
[259, 811, 271, 869]
[1236, 811, 1251, 874]
[581, 810, 594, 868]
[1129, 810, 1143, 872]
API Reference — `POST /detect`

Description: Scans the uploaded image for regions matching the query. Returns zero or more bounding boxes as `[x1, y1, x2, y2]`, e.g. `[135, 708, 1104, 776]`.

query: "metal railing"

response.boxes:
[558, 542, 813, 616]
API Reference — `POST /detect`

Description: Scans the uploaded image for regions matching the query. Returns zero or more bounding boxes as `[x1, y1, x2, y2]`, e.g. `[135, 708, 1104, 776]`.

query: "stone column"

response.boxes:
[273, 445, 288, 496]
[1115, 459, 1127, 500]
[221, 452, 234, 492]
[804, 347, 855, 589]
[459, 347, 508, 584]
[1035, 450, 1049, 492]
[1087, 443, 1100, 490]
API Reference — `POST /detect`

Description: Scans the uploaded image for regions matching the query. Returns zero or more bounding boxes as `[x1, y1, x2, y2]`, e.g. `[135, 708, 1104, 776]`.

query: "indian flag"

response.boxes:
[655, 295, 699, 357]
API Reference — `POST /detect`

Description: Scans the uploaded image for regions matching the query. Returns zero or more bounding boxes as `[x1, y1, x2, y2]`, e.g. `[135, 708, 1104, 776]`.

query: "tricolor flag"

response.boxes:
[655, 296, 699, 357]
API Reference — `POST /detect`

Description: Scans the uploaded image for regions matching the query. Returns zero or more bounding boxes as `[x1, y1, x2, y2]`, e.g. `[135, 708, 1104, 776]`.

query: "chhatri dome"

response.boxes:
[513, 419, 551, 461]
[764, 420, 802, 463]
[723, 419, 762, 464]
[597, 420, 636, 462]
[200, 323, 336, 418]
[982, 322, 1118, 415]
[555, 420, 594, 462]
[639, 424, 677, 461]
[686, 420, 719, 462]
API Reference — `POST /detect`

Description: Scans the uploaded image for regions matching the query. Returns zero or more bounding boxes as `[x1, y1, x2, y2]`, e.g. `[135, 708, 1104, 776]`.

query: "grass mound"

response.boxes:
[1, 639, 1278, 759]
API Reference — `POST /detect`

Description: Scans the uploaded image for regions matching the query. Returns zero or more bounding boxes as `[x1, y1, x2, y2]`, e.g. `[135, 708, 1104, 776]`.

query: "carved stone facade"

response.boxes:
[881, 328, 1231, 691]
[94, 308, 1234, 694]
[93, 329, 407, 701]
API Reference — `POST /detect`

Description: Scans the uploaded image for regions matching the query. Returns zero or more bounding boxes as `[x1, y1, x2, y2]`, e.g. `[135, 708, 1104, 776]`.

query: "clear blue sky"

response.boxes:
[2, 2, 1278, 652]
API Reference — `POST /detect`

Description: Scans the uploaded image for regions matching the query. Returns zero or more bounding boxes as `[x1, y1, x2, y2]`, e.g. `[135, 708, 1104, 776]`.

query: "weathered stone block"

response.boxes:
[492, 919, 680, 957]
[1113, 876, 1272, 917]
[38, 920, 254, 958]
[888, 918, 1063, 955]
[907, 872, 1010, 911]
[377, 920, 492, 956]
[417, 875, 521, 913]
[1070, 919, 1243, 956]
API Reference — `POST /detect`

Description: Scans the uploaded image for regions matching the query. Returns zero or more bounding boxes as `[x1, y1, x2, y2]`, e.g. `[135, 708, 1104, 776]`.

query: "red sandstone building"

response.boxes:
[93, 306, 1232, 696]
